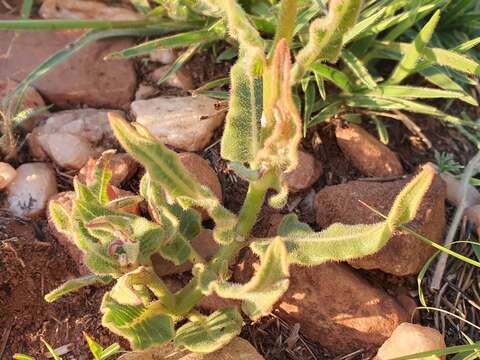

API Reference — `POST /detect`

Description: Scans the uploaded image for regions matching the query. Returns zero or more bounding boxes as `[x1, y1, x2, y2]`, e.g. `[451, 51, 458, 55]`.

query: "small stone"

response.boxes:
[315, 173, 446, 276]
[375, 323, 446, 360]
[0, 79, 49, 131]
[336, 123, 404, 177]
[47, 192, 90, 275]
[150, 65, 193, 90]
[150, 48, 176, 64]
[6, 162, 57, 218]
[0, 30, 136, 109]
[39, 0, 143, 20]
[283, 150, 322, 193]
[152, 229, 219, 277]
[135, 84, 157, 100]
[28, 109, 119, 169]
[234, 251, 408, 354]
[131, 96, 225, 151]
[119, 337, 264, 360]
[0, 162, 16, 190]
[178, 152, 222, 219]
[79, 153, 138, 186]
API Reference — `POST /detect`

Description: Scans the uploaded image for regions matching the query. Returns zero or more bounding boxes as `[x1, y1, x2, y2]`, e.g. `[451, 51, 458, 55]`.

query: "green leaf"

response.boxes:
[251, 166, 436, 265]
[343, 7, 386, 44]
[376, 41, 480, 76]
[310, 63, 354, 92]
[174, 307, 243, 353]
[48, 200, 71, 234]
[101, 293, 175, 350]
[221, 58, 263, 163]
[372, 116, 389, 145]
[341, 49, 377, 89]
[213, 237, 289, 320]
[45, 274, 112, 303]
[303, 80, 316, 136]
[387, 10, 440, 85]
[13, 355, 35, 360]
[85, 334, 104, 360]
[362, 85, 465, 99]
[20, 0, 34, 20]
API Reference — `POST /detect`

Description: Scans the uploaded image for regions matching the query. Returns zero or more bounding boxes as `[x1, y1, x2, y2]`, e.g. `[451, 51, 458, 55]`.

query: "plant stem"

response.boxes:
[237, 170, 275, 237]
[271, 0, 298, 54]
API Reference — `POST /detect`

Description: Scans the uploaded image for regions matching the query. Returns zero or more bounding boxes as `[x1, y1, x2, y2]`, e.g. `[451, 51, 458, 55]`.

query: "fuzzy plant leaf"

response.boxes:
[251, 166, 436, 265]
[45, 274, 112, 303]
[255, 40, 302, 177]
[109, 113, 237, 244]
[291, 0, 362, 83]
[174, 307, 243, 353]
[220, 57, 263, 163]
[212, 237, 289, 320]
[101, 292, 175, 350]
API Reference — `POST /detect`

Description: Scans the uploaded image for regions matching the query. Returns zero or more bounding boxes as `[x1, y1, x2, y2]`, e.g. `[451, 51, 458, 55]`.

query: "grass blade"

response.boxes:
[107, 24, 225, 59]
[310, 63, 354, 93]
[20, 0, 33, 19]
[156, 44, 202, 86]
[343, 8, 386, 44]
[387, 10, 440, 85]
[362, 85, 465, 99]
[341, 49, 377, 89]
[390, 344, 480, 360]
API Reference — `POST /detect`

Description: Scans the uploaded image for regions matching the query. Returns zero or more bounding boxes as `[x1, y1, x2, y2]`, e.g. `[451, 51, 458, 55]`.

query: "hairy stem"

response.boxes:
[271, 0, 298, 53]
[237, 170, 275, 237]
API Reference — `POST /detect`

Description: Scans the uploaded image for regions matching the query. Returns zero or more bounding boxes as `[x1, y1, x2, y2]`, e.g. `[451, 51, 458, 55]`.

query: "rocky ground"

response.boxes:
[0, 1, 479, 359]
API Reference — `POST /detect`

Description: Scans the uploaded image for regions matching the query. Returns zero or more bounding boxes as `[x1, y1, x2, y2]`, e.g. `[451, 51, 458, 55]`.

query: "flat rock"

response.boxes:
[47, 191, 90, 276]
[336, 123, 404, 177]
[6, 162, 57, 218]
[234, 251, 408, 354]
[40, 0, 143, 20]
[283, 150, 322, 193]
[0, 30, 136, 109]
[315, 173, 446, 276]
[375, 323, 446, 360]
[0, 162, 17, 190]
[131, 96, 225, 151]
[119, 337, 264, 360]
[28, 109, 119, 169]
[0, 79, 49, 131]
[178, 152, 222, 219]
[152, 229, 219, 277]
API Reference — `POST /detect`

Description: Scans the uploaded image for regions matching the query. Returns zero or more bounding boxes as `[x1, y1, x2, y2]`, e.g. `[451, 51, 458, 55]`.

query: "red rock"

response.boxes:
[0, 79, 49, 131]
[152, 229, 219, 277]
[0, 30, 136, 110]
[0, 162, 16, 190]
[375, 323, 446, 360]
[47, 191, 90, 275]
[315, 173, 446, 276]
[78, 153, 138, 187]
[234, 250, 408, 354]
[283, 150, 322, 193]
[178, 152, 223, 220]
[336, 123, 404, 177]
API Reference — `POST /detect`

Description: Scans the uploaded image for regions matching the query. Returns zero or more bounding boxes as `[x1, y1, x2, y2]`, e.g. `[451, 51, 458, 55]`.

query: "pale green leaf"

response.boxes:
[341, 49, 377, 89]
[387, 10, 440, 85]
[174, 307, 243, 353]
[221, 58, 263, 163]
[45, 274, 112, 303]
[213, 237, 289, 320]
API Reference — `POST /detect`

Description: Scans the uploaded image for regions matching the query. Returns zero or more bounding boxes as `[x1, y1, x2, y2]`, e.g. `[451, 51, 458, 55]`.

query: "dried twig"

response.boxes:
[431, 151, 480, 290]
